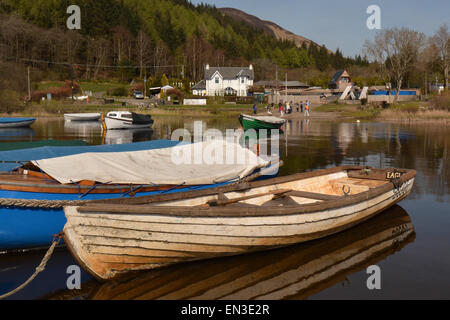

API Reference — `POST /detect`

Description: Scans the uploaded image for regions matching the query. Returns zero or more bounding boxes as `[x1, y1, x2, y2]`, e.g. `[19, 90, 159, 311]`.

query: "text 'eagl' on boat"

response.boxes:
[0, 139, 273, 252]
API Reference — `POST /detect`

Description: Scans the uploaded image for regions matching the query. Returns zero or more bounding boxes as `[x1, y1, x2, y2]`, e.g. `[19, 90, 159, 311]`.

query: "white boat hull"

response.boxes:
[64, 113, 101, 121]
[104, 116, 152, 130]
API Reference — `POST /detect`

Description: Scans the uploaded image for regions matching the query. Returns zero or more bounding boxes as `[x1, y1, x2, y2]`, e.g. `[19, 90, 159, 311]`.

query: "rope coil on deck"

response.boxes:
[0, 198, 86, 209]
[0, 232, 64, 300]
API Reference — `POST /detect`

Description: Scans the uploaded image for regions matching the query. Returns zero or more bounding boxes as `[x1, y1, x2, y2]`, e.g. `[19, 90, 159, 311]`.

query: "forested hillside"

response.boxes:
[0, 0, 369, 83]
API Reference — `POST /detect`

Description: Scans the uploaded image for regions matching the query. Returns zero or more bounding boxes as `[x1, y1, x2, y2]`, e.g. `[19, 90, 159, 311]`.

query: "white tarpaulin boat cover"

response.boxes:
[31, 140, 269, 185]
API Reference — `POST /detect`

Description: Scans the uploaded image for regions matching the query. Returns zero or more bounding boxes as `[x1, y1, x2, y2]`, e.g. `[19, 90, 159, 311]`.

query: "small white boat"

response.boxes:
[0, 117, 35, 128]
[64, 113, 101, 121]
[102, 111, 153, 130]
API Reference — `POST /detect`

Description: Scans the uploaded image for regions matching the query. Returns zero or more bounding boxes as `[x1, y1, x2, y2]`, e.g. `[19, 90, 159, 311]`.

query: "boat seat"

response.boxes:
[262, 196, 300, 207]
[285, 190, 341, 201]
[330, 177, 385, 195]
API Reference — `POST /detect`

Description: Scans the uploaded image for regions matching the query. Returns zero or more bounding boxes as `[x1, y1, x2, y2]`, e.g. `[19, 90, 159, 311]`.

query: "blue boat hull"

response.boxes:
[0, 183, 227, 251]
[0, 118, 36, 128]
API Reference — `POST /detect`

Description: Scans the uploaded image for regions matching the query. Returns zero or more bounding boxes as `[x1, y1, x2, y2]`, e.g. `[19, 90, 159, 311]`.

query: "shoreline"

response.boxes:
[1, 102, 449, 125]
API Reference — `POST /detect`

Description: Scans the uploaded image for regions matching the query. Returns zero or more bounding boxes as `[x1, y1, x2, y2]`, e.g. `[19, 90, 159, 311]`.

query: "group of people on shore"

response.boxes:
[277, 101, 310, 117]
[254, 100, 311, 117]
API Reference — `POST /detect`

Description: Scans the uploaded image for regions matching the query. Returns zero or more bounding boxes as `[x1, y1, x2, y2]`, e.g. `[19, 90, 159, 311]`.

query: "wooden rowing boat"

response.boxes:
[44, 205, 414, 300]
[63, 165, 416, 280]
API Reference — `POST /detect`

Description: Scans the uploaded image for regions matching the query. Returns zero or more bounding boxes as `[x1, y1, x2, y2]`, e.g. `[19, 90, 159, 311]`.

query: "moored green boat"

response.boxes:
[239, 114, 285, 130]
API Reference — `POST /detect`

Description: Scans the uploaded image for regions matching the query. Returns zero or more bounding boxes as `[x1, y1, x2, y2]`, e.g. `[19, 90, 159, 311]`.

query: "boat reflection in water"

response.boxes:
[64, 121, 102, 139]
[0, 127, 35, 141]
[103, 128, 154, 144]
[46, 204, 414, 300]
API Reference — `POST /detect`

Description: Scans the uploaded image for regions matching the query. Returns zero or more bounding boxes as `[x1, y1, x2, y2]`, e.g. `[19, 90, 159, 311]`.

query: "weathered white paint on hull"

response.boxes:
[82, 206, 414, 300]
[64, 176, 415, 280]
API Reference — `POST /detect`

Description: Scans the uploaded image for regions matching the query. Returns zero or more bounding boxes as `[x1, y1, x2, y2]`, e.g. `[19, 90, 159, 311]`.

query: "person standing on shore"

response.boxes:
[279, 102, 284, 116]
[300, 101, 304, 113]
[305, 101, 310, 117]
[253, 104, 258, 115]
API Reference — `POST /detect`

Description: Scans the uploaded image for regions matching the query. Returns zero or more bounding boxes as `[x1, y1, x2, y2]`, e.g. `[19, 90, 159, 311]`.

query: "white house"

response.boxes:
[192, 64, 254, 97]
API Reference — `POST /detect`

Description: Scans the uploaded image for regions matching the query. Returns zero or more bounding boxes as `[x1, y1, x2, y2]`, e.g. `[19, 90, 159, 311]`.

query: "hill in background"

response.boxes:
[0, 0, 368, 86]
[218, 7, 322, 50]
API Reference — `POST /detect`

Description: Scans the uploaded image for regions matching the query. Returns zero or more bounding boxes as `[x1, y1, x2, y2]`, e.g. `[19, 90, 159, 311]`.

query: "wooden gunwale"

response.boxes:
[84, 166, 411, 205]
[77, 166, 416, 217]
[0, 174, 192, 194]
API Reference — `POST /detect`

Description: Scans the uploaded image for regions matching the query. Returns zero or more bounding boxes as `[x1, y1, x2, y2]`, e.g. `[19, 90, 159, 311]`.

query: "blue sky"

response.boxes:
[190, 0, 449, 57]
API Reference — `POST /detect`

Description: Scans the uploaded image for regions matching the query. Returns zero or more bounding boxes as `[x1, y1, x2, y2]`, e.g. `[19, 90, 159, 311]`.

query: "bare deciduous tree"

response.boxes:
[429, 24, 449, 90]
[364, 27, 426, 101]
[136, 30, 151, 79]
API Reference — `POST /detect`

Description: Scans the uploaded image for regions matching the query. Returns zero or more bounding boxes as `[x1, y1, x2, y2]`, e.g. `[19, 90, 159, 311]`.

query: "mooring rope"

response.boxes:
[0, 198, 86, 209]
[0, 233, 63, 300]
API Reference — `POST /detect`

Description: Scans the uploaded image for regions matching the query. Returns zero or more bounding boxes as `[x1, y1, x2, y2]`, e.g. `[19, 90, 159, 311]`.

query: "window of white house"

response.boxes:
[215, 77, 219, 84]
[241, 77, 245, 84]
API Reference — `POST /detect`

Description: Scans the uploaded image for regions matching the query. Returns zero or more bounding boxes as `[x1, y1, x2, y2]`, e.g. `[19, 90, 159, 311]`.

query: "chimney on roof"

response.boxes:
[205, 63, 210, 70]
[249, 64, 253, 70]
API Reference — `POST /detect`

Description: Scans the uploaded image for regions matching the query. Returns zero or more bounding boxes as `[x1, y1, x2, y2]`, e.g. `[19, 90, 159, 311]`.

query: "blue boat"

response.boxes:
[0, 140, 272, 251]
[0, 117, 35, 128]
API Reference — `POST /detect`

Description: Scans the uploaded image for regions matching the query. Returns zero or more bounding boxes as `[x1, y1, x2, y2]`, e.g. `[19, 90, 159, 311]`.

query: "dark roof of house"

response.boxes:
[254, 80, 309, 88]
[192, 80, 206, 90]
[329, 70, 346, 85]
[205, 66, 254, 80]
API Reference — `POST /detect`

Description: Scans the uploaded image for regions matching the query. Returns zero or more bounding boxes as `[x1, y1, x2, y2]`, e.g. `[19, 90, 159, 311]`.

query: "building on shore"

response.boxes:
[329, 70, 353, 92]
[191, 80, 206, 96]
[192, 64, 254, 97]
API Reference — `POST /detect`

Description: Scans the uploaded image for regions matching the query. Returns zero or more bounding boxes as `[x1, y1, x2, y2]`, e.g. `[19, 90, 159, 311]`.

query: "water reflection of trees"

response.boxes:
[279, 121, 449, 201]
[155, 118, 449, 201]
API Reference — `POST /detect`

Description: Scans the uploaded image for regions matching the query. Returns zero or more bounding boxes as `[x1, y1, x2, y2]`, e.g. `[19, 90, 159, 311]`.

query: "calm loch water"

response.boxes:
[0, 116, 449, 299]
